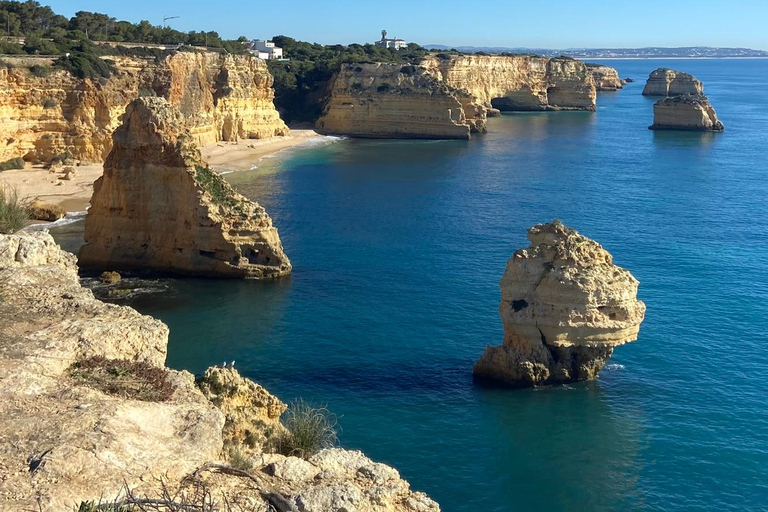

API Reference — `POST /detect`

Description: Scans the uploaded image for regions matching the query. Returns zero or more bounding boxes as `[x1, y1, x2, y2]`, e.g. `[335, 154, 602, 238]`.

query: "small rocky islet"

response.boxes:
[642, 67, 724, 131]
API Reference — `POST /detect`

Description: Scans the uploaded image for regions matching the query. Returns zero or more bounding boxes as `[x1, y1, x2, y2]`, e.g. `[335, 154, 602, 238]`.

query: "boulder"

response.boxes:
[586, 63, 624, 91]
[649, 94, 724, 132]
[642, 68, 703, 96]
[99, 270, 121, 284]
[78, 97, 291, 278]
[473, 220, 646, 387]
[26, 199, 66, 221]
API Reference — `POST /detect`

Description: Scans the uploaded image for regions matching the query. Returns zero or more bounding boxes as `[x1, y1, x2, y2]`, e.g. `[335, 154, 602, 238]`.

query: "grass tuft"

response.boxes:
[273, 399, 339, 459]
[0, 157, 25, 171]
[0, 186, 29, 234]
[69, 356, 175, 402]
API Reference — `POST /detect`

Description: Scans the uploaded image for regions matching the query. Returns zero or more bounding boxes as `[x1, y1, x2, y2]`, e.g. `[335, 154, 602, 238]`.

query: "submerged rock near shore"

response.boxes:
[642, 68, 703, 96]
[0, 231, 439, 511]
[649, 94, 724, 132]
[78, 97, 291, 278]
[473, 221, 645, 387]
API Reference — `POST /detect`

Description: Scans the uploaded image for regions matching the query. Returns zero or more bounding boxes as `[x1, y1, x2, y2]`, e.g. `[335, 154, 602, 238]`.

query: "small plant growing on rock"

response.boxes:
[273, 399, 339, 459]
[42, 98, 58, 109]
[227, 447, 253, 472]
[0, 186, 29, 234]
[69, 356, 175, 402]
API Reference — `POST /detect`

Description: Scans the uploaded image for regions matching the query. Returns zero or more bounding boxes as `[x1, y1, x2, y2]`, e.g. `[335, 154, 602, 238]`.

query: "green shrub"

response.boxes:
[29, 65, 54, 77]
[53, 52, 114, 80]
[0, 187, 29, 234]
[227, 447, 253, 471]
[42, 98, 58, 109]
[50, 151, 74, 165]
[194, 165, 237, 207]
[0, 157, 25, 171]
[273, 399, 339, 459]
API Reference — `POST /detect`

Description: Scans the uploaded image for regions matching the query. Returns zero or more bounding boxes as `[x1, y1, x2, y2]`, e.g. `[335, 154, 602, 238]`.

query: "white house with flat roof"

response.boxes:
[374, 30, 407, 50]
[248, 39, 283, 59]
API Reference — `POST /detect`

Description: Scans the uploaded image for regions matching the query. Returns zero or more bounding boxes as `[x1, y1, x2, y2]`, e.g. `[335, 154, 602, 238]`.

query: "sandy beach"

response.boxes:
[0, 129, 320, 213]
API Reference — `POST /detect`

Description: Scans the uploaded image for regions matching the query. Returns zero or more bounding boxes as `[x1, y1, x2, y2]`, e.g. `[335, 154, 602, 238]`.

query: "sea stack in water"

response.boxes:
[586, 63, 624, 91]
[473, 221, 645, 387]
[78, 97, 291, 278]
[642, 68, 703, 96]
[650, 94, 724, 131]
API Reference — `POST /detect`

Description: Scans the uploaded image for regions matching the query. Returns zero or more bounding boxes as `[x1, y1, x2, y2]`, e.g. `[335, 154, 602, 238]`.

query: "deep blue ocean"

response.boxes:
[53, 59, 768, 511]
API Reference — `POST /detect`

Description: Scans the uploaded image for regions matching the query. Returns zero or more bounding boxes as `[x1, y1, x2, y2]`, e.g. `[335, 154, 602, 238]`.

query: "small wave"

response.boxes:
[603, 363, 625, 371]
[218, 170, 234, 175]
[24, 211, 87, 232]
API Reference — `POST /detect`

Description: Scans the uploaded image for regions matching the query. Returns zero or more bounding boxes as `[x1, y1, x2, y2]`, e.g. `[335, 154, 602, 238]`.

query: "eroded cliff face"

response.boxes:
[0, 52, 287, 163]
[473, 220, 645, 387]
[421, 55, 597, 112]
[78, 97, 291, 278]
[650, 94, 724, 131]
[316, 63, 473, 139]
[0, 232, 439, 511]
[586, 63, 624, 91]
[642, 68, 703, 96]
[317, 56, 597, 139]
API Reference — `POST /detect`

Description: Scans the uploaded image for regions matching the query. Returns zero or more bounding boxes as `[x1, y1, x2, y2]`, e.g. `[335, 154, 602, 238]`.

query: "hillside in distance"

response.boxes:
[424, 45, 768, 58]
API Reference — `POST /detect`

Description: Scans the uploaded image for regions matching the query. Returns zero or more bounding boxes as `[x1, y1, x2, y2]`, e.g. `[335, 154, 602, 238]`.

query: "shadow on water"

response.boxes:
[651, 129, 719, 148]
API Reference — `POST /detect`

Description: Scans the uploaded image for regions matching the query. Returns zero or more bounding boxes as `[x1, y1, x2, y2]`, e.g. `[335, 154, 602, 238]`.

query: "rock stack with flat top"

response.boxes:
[642, 68, 703, 96]
[473, 220, 645, 387]
[649, 94, 724, 131]
[78, 97, 291, 278]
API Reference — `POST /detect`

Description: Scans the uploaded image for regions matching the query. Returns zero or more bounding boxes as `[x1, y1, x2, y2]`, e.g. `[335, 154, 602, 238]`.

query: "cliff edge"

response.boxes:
[0, 52, 288, 164]
[473, 220, 645, 387]
[0, 231, 439, 511]
[78, 97, 291, 278]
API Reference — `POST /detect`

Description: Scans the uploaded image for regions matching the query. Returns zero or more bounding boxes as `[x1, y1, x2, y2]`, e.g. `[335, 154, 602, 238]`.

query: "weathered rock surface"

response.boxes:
[422, 55, 597, 112]
[77, 97, 291, 278]
[316, 63, 474, 139]
[473, 220, 645, 387]
[198, 366, 287, 453]
[0, 52, 287, 164]
[0, 232, 439, 511]
[318, 55, 598, 139]
[26, 199, 66, 221]
[586, 63, 624, 91]
[642, 68, 703, 96]
[649, 94, 724, 131]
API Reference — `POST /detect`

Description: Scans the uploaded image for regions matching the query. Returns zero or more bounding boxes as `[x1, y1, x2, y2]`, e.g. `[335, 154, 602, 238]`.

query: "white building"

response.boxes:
[248, 39, 283, 59]
[374, 30, 407, 50]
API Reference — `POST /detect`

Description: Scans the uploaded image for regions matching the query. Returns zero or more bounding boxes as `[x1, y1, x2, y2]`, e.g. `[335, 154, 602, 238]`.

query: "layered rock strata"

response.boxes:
[642, 68, 703, 96]
[0, 52, 287, 163]
[317, 55, 598, 139]
[78, 97, 291, 278]
[0, 231, 439, 512]
[586, 63, 624, 91]
[473, 220, 645, 387]
[421, 55, 597, 112]
[649, 94, 724, 131]
[316, 63, 474, 139]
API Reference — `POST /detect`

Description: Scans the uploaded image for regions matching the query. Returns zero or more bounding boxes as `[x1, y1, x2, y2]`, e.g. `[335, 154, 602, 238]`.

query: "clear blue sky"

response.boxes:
[45, 0, 768, 50]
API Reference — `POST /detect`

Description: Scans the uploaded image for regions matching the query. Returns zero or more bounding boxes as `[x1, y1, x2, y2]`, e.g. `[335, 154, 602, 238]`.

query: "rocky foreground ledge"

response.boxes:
[473, 221, 645, 387]
[0, 232, 438, 511]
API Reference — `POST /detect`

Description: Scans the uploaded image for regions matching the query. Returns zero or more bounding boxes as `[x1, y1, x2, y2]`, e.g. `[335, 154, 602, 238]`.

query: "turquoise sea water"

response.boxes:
[53, 59, 768, 511]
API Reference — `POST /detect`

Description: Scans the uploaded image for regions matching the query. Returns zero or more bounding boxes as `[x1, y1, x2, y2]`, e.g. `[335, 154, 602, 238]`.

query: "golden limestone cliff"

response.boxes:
[585, 63, 624, 91]
[317, 56, 597, 139]
[0, 52, 287, 163]
[316, 62, 474, 139]
[78, 97, 291, 278]
[421, 55, 597, 112]
[642, 68, 704, 96]
[0, 231, 439, 512]
[650, 94, 724, 132]
[473, 221, 645, 387]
